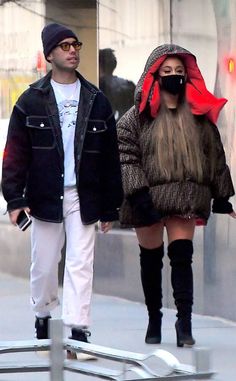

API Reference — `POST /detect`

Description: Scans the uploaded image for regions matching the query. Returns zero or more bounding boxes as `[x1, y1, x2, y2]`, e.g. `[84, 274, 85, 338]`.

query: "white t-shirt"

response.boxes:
[51, 78, 81, 187]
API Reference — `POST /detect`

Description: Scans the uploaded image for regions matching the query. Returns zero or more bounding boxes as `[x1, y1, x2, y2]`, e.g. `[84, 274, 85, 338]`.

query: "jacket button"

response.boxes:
[93, 127, 97, 131]
[61, 174, 64, 177]
[40, 123, 45, 127]
[60, 196, 63, 200]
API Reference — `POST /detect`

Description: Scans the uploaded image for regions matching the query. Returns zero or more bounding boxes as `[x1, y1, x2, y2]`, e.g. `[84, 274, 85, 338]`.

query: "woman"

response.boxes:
[117, 44, 235, 347]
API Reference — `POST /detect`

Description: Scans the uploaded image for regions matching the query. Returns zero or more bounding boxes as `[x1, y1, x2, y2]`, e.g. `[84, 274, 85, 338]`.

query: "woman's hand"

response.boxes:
[128, 188, 162, 226]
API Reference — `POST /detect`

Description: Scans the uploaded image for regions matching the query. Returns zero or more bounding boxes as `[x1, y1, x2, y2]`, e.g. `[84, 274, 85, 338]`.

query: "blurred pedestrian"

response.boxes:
[99, 48, 135, 121]
[2, 23, 123, 358]
[117, 44, 235, 347]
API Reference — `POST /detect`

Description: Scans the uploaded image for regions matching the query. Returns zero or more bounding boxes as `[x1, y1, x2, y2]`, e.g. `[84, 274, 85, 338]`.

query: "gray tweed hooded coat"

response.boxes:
[117, 44, 234, 227]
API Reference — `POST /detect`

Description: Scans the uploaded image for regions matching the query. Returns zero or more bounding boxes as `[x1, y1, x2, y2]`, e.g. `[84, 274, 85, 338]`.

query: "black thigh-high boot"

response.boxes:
[168, 239, 195, 347]
[139, 244, 164, 344]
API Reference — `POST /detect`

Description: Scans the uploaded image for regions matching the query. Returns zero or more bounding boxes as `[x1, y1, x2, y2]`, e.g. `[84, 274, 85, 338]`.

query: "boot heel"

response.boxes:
[175, 320, 195, 347]
[145, 316, 162, 344]
[175, 322, 183, 347]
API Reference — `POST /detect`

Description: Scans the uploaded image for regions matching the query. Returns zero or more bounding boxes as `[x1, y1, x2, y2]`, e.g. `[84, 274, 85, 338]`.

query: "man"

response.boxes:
[2, 23, 123, 357]
[99, 48, 135, 121]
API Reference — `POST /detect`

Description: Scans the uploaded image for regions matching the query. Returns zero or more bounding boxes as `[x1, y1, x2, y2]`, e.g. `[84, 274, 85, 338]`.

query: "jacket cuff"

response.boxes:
[212, 197, 233, 214]
[128, 187, 150, 206]
[7, 198, 28, 212]
[100, 210, 119, 222]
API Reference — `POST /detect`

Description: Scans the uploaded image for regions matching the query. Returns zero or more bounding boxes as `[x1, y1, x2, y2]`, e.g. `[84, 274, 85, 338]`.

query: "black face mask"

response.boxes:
[160, 75, 186, 95]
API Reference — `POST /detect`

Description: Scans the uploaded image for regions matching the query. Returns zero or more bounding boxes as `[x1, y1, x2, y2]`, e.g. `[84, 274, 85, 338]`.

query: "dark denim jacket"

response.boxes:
[2, 71, 123, 224]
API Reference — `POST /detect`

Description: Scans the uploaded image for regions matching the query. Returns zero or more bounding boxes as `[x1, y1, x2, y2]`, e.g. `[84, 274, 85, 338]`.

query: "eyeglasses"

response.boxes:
[56, 41, 83, 52]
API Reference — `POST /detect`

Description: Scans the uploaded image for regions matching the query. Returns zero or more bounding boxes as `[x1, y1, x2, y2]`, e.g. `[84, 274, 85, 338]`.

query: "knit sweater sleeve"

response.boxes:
[117, 107, 149, 196]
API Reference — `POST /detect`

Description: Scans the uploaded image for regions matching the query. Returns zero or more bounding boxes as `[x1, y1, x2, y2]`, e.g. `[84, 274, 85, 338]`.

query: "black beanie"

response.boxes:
[42, 23, 78, 59]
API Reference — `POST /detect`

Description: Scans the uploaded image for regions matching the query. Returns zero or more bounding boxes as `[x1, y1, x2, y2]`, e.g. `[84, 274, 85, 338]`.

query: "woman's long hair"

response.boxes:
[150, 99, 217, 183]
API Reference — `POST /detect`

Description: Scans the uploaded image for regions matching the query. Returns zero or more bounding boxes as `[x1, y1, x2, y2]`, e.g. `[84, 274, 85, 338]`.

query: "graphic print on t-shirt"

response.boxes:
[51, 79, 81, 187]
[58, 99, 78, 129]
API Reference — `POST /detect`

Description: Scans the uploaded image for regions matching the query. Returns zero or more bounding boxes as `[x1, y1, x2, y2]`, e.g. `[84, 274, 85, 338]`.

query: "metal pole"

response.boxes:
[194, 347, 211, 373]
[50, 319, 64, 381]
[170, 0, 173, 44]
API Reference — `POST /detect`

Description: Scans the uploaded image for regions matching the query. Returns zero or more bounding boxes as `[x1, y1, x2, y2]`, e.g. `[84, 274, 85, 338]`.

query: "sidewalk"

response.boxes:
[0, 272, 236, 380]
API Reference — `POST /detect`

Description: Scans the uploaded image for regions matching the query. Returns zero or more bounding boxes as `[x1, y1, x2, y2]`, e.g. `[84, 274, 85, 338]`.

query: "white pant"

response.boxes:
[30, 187, 96, 327]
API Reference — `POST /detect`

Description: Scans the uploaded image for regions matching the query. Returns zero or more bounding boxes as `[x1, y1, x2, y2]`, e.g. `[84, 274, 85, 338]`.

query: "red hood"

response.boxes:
[138, 50, 227, 124]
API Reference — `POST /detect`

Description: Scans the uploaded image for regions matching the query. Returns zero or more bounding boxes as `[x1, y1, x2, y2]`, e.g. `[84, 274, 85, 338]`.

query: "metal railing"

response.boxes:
[0, 319, 215, 380]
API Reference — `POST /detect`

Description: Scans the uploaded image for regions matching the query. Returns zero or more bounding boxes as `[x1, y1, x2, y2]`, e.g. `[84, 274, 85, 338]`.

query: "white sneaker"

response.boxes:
[67, 350, 97, 361]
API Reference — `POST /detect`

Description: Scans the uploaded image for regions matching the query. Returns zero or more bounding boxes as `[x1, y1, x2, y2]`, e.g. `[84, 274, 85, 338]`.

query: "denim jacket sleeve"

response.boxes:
[2, 101, 31, 211]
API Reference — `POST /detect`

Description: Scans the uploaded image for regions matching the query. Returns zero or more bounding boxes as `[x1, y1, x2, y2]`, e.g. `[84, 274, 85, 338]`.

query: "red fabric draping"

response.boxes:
[139, 53, 227, 123]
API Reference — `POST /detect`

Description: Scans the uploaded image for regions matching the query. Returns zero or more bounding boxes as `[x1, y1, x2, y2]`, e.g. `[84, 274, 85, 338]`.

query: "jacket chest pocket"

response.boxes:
[26, 116, 56, 149]
[83, 120, 107, 153]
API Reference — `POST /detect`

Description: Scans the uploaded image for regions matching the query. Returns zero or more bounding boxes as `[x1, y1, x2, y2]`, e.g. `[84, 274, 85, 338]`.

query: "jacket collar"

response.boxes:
[30, 70, 98, 95]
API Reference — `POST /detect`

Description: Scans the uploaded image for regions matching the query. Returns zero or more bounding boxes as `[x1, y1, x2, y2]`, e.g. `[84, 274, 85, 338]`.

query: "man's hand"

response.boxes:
[100, 221, 113, 233]
[229, 210, 236, 219]
[9, 208, 30, 226]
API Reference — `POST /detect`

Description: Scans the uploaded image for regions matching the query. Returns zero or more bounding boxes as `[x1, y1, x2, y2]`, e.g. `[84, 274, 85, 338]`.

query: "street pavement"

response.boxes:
[0, 272, 236, 381]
